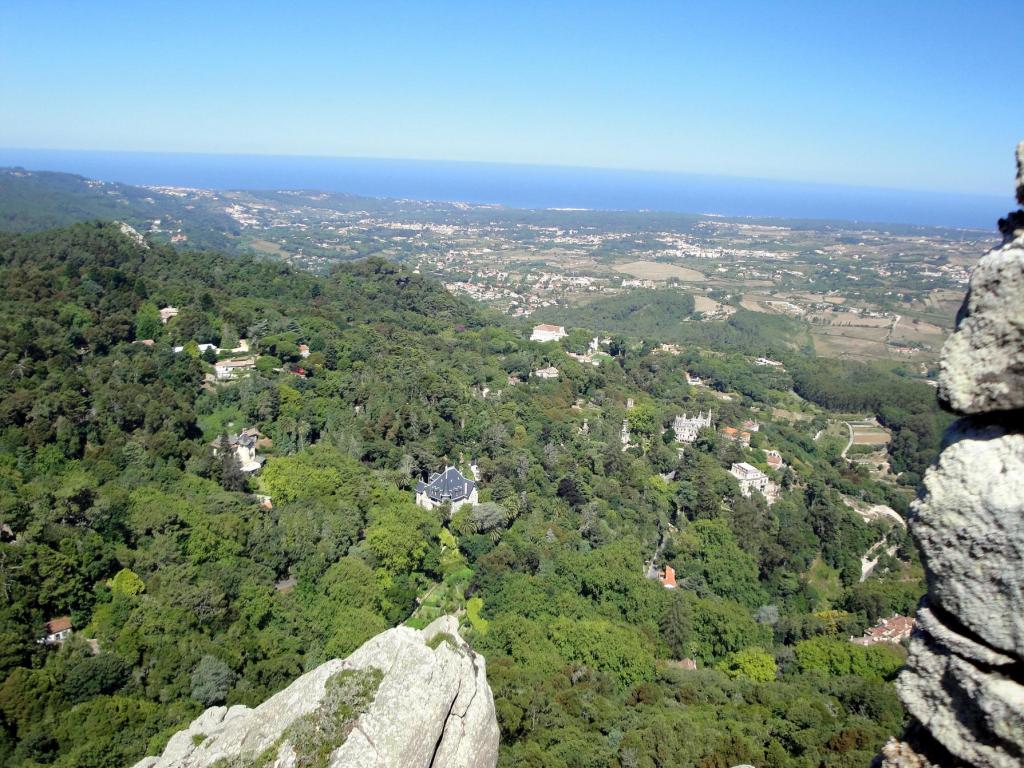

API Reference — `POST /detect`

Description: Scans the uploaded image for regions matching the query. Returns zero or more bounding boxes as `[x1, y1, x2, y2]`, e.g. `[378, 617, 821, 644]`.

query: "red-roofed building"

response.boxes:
[660, 565, 677, 589]
[40, 616, 72, 645]
[765, 450, 785, 471]
[851, 615, 916, 646]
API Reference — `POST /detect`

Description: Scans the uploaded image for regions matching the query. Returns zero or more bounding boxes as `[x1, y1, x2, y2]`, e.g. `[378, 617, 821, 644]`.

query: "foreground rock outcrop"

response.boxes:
[132, 616, 499, 768]
[881, 142, 1024, 767]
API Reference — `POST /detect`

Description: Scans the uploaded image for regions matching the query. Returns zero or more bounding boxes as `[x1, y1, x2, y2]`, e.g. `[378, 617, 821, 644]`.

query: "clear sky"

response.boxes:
[1, 0, 1021, 196]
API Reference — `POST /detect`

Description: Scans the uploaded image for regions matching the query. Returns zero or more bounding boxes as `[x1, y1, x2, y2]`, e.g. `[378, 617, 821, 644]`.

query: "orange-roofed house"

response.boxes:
[660, 565, 677, 589]
[851, 615, 916, 647]
[721, 427, 752, 447]
[40, 616, 72, 645]
[765, 450, 785, 471]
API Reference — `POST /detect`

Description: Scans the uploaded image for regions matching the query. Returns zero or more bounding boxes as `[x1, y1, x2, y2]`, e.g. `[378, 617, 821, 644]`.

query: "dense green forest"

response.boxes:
[538, 289, 696, 342]
[0, 223, 926, 768]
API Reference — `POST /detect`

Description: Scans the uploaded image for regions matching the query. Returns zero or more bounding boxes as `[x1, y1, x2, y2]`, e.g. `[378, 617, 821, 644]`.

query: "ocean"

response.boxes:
[0, 148, 1010, 230]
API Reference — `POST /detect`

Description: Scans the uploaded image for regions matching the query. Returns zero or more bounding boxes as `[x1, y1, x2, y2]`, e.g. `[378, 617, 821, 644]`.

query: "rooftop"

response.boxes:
[416, 466, 476, 504]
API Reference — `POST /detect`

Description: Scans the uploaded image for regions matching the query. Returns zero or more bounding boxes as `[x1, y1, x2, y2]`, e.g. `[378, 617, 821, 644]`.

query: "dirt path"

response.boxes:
[644, 529, 669, 579]
[861, 539, 899, 582]
[841, 421, 855, 457]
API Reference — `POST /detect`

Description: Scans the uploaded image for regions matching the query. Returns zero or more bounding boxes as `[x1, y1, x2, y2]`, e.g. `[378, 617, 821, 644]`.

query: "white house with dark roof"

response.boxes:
[211, 428, 266, 474]
[415, 466, 478, 512]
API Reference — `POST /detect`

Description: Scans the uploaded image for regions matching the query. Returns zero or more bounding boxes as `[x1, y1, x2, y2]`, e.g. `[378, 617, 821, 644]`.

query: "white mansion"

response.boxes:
[673, 412, 713, 443]
[730, 462, 769, 497]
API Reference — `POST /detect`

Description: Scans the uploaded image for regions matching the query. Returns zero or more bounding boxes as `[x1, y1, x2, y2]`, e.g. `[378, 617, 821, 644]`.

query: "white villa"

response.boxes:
[159, 306, 179, 324]
[730, 462, 769, 497]
[415, 466, 478, 512]
[531, 324, 567, 342]
[215, 357, 256, 380]
[673, 412, 713, 443]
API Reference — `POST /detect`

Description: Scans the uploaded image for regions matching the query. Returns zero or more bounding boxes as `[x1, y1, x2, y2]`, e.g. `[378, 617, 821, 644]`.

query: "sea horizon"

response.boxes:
[0, 147, 1011, 230]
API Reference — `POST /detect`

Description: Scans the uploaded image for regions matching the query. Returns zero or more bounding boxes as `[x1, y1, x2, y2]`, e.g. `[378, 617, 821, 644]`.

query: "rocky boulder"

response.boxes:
[882, 141, 1024, 768]
[131, 616, 499, 768]
[937, 234, 1024, 414]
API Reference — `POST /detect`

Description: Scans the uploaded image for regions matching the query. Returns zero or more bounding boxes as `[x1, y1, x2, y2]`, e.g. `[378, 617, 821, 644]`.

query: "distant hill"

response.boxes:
[0, 167, 240, 250]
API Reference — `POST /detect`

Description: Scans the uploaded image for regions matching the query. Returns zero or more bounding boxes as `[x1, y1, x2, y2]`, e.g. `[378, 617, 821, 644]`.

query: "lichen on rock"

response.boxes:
[131, 615, 499, 768]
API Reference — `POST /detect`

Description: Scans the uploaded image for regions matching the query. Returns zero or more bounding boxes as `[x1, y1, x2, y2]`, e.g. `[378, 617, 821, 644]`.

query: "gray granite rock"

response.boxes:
[937, 235, 1024, 414]
[883, 142, 1024, 768]
[909, 420, 1024, 657]
[897, 627, 1024, 768]
[131, 617, 498, 768]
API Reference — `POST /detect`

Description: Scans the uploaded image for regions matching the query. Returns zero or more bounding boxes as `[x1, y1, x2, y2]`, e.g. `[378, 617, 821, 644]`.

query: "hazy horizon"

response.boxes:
[0, 146, 1011, 230]
[3, 1, 1022, 198]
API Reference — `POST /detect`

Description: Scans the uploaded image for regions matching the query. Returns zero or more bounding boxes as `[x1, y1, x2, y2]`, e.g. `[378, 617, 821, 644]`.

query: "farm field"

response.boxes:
[615, 260, 706, 281]
[850, 422, 891, 445]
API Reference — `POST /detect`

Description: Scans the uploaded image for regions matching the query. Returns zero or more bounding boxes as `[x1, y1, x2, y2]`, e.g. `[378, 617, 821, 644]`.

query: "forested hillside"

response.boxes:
[0, 223, 924, 768]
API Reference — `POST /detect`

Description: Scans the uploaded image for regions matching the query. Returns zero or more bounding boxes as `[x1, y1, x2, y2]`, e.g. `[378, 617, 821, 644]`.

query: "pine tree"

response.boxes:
[659, 591, 693, 659]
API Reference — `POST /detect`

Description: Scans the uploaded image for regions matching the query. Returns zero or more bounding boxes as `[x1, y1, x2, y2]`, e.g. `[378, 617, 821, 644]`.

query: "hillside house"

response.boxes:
[660, 565, 677, 589]
[159, 306, 179, 324]
[531, 323, 567, 342]
[673, 412, 713, 443]
[742, 419, 760, 433]
[415, 466, 478, 512]
[765, 450, 785, 471]
[730, 462, 769, 497]
[215, 357, 256, 380]
[39, 616, 72, 645]
[211, 428, 265, 474]
[721, 427, 752, 447]
[532, 366, 560, 380]
[851, 615, 915, 646]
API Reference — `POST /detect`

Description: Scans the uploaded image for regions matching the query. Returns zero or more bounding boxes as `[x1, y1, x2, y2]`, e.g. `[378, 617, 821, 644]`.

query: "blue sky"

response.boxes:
[1, 0, 1021, 196]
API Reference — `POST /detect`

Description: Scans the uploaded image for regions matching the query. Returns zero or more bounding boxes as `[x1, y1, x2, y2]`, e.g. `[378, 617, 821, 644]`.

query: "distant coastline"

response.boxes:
[0, 148, 1009, 229]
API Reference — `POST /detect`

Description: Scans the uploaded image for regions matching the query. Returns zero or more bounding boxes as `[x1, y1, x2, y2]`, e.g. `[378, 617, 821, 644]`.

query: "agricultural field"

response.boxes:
[615, 260, 706, 281]
[850, 421, 892, 446]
